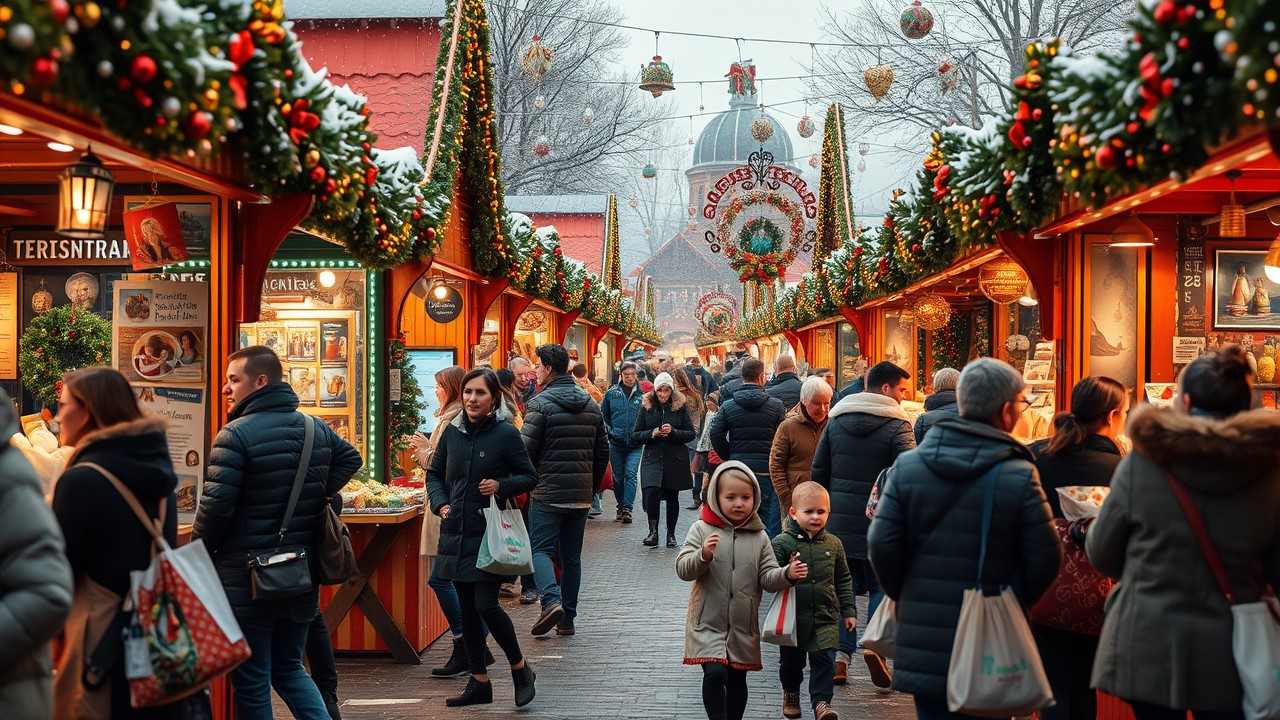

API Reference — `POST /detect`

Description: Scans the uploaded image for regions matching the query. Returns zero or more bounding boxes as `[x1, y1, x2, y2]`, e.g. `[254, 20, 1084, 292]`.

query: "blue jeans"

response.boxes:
[756, 473, 781, 537]
[840, 558, 884, 655]
[428, 559, 488, 639]
[529, 500, 588, 622]
[233, 615, 330, 720]
[610, 445, 642, 513]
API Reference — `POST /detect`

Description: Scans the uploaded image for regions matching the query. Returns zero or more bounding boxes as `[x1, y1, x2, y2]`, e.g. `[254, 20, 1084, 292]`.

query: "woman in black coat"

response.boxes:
[1029, 375, 1127, 720]
[631, 372, 697, 548]
[426, 368, 538, 709]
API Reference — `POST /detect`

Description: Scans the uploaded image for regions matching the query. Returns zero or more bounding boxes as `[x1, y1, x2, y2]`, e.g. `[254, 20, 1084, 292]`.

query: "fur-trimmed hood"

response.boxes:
[1127, 403, 1280, 492]
[67, 415, 167, 465]
[65, 414, 177, 502]
[828, 391, 910, 421]
[642, 386, 686, 411]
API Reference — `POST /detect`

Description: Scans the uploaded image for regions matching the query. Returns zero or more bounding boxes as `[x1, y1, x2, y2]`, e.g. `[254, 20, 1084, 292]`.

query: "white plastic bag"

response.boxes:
[862, 598, 897, 659]
[130, 539, 244, 645]
[1232, 596, 1280, 720]
[947, 586, 1054, 718]
[476, 496, 533, 576]
[762, 586, 797, 647]
[1056, 486, 1110, 521]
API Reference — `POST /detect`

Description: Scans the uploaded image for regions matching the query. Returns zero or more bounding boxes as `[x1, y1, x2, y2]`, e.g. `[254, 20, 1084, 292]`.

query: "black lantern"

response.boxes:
[57, 150, 115, 239]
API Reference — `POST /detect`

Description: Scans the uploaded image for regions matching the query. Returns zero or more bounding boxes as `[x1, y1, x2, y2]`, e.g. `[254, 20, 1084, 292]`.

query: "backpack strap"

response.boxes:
[77, 461, 167, 553]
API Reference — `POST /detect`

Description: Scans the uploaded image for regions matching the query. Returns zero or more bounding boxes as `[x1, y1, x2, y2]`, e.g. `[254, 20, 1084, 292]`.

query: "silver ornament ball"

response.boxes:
[162, 97, 181, 118]
[96, 60, 113, 77]
[8, 23, 35, 50]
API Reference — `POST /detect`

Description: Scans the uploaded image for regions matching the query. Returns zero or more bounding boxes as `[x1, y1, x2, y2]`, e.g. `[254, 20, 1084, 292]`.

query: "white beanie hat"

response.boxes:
[653, 372, 675, 390]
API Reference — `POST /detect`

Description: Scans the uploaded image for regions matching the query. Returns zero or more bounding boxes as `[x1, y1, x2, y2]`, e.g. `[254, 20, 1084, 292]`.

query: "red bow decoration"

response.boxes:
[287, 99, 321, 145]
[227, 31, 255, 110]
[1008, 101, 1033, 149]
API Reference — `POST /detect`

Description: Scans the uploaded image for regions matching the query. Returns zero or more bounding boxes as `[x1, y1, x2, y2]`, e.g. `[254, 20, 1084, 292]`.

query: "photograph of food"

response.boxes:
[320, 367, 348, 407]
[122, 291, 152, 321]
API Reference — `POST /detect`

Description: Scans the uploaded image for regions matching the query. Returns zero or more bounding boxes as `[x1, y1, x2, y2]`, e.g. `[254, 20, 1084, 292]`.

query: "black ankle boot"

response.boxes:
[642, 520, 659, 546]
[666, 531, 677, 548]
[513, 663, 536, 707]
[431, 637, 469, 677]
[444, 677, 492, 707]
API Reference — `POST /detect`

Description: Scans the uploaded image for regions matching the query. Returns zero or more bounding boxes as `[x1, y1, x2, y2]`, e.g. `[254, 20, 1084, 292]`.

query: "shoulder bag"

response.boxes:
[311, 416, 357, 585]
[249, 415, 315, 600]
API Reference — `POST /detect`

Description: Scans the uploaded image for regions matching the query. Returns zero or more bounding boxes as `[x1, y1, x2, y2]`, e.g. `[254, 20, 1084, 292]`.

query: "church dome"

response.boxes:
[692, 90, 794, 168]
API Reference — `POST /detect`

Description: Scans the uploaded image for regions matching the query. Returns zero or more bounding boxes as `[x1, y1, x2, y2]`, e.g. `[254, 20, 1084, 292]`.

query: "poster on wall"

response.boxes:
[123, 202, 189, 270]
[882, 312, 914, 376]
[0, 272, 18, 379]
[1213, 249, 1280, 330]
[135, 386, 205, 518]
[1089, 245, 1139, 393]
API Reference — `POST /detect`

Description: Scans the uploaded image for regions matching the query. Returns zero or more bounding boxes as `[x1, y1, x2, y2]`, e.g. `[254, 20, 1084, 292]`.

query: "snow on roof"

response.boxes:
[504, 195, 610, 215]
[284, 0, 446, 19]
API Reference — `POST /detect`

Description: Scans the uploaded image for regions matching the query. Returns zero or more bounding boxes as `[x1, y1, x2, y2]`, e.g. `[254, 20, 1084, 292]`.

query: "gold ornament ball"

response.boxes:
[750, 117, 774, 143]
[865, 64, 895, 102]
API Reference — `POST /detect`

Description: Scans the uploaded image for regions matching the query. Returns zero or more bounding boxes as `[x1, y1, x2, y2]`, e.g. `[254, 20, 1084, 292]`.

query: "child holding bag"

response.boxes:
[770, 482, 857, 720]
[677, 461, 807, 720]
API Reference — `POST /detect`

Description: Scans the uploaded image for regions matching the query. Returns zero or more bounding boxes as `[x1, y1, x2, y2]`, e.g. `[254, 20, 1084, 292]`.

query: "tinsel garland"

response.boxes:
[386, 335, 426, 477]
[17, 305, 111, 406]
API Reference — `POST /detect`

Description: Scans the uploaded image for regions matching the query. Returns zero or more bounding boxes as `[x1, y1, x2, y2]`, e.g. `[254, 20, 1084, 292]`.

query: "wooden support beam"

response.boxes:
[469, 278, 509, 347]
[997, 231, 1059, 341]
[237, 194, 314, 323]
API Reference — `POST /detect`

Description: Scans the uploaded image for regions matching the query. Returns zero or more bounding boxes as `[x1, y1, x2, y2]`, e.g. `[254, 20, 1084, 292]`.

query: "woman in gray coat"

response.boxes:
[1087, 345, 1280, 720]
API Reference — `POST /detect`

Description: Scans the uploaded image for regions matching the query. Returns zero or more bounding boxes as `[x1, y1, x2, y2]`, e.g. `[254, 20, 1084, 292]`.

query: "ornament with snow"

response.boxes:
[582, 106, 595, 123]
[642, 163, 657, 179]
[521, 35, 554, 82]
[809, 154, 820, 168]
[639, 56, 675, 98]
[797, 115, 816, 138]
[750, 117, 774, 143]
[900, 0, 934, 39]
[533, 136, 551, 158]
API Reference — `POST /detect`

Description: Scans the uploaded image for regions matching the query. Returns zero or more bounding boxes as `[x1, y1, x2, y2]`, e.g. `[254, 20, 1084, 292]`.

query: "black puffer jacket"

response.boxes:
[765, 371, 802, 410]
[427, 407, 537, 583]
[867, 417, 1060, 699]
[709, 384, 786, 478]
[912, 389, 959, 444]
[196, 383, 362, 619]
[1029, 434, 1121, 518]
[631, 388, 697, 492]
[521, 373, 609, 505]
[810, 392, 915, 559]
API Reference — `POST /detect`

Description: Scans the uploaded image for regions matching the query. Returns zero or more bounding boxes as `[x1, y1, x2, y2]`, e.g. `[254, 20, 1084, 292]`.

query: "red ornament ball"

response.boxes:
[426, 227, 437, 241]
[1152, 0, 1176, 23]
[310, 165, 327, 183]
[130, 55, 158, 84]
[1095, 145, 1119, 169]
[183, 111, 212, 139]
[30, 56, 58, 86]
[1126, 121, 1141, 134]
[49, 0, 71, 23]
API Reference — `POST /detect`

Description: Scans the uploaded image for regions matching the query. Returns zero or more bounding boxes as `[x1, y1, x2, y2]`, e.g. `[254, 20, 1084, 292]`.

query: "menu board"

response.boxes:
[0, 272, 18, 379]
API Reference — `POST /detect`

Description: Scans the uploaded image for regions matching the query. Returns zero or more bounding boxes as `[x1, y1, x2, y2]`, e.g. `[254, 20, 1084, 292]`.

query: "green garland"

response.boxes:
[18, 305, 111, 406]
[386, 335, 426, 477]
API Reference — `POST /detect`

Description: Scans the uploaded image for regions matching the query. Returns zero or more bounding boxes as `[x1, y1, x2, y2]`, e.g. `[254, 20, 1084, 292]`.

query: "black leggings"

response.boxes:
[644, 487, 680, 533]
[701, 663, 748, 720]
[455, 580, 523, 675]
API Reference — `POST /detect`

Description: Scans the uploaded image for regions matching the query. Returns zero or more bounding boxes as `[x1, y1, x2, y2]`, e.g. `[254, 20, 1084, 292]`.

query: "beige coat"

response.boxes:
[420, 404, 462, 556]
[1087, 404, 1280, 712]
[676, 461, 792, 670]
[768, 405, 827, 512]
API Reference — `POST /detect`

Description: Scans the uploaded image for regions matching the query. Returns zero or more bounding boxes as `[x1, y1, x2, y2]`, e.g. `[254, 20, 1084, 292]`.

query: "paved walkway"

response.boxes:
[318, 497, 916, 720]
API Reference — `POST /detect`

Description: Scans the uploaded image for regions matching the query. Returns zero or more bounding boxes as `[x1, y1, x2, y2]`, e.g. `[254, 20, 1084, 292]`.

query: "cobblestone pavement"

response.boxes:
[311, 497, 916, 720]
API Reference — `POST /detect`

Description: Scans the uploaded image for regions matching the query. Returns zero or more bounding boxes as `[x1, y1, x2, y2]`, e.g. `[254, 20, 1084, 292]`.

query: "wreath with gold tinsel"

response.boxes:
[18, 305, 112, 406]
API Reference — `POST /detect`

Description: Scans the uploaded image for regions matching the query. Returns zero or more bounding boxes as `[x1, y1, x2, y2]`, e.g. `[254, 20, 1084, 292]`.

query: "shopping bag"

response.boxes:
[476, 496, 534, 576]
[1232, 596, 1280, 720]
[947, 586, 1054, 717]
[1030, 518, 1113, 635]
[862, 598, 897, 658]
[866, 468, 888, 520]
[762, 586, 797, 647]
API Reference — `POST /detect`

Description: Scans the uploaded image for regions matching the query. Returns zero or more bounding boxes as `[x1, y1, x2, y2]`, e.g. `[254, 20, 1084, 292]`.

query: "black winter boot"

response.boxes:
[513, 663, 537, 707]
[444, 677, 493, 707]
[666, 530, 677, 548]
[431, 637, 468, 677]
[642, 519, 659, 546]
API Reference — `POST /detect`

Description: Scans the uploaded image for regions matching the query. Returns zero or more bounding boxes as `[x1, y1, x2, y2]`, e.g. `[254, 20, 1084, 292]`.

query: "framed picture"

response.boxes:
[1084, 239, 1144, 397]
[409, 348, 459, 433]
[319, 367, 349, 407]
[289, 366, 318, 405]
[255, 324, 287, 357]
[124, 195, 215, 260]
[1212, 248, 1280, 330]
[286, 323, 318, 362]
[320, 321, 349, 365]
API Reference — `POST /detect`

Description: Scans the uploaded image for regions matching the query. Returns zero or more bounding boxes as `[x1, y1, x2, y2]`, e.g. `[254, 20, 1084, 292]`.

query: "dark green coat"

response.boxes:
[770, 517, 856, 651]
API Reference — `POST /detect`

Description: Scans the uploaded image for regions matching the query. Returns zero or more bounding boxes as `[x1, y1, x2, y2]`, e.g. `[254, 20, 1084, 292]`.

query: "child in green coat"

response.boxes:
[771, 482, 857, 720]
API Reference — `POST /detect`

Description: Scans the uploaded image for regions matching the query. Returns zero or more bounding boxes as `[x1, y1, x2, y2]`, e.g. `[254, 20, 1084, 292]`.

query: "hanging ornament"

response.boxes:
[7, 23, 35, 50]
[628, 197, 639, 209]
[520, 35, 554, 82]
[857, 159, 867, 172]
[533, 135, 551, 158]
[688, 206, 696, 217]
[796, 115, 816, 138]
[582, 106, 594, 124]
[130, 54, 158, 84]
[688, 221, 697, 231]
[865, 64, 895, 102]
[642, 163, 657, 179]
[911, 292, 951, 330]
[859, 143, 870, 156]
[939, 60, 960, 93]
[809, 154, 820, 168]
[900, 0, 935, 39]
[750, 117, 774, 143]
[533, 95, 546, 111]
[639, 56, 675, 98]
[31, 279, 53, 314]
[977, 258, 1029, 305]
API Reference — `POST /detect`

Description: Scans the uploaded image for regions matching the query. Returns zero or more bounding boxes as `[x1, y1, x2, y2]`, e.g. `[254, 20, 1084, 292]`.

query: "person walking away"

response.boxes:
[770, 377, 832, 514]
[51, 368, 195, 719]
[1087, 346, 1280, 720]
[196, 347, 363, 720]
[1029, 376, 1127, 720]
[913, 368, 960, 444]
[571, 363, 607, 518]
[522, 344, 610, 637]
[670, 367, 706, 511]
[677, 462, 808, 720]
[690, 393, 721, 510]
[601, 361, 644, 523]
[709, 358, 787, 537]
[425, 368, 539, 708]
[0, 387, 72, 720]
[811, 360, 915, 687]
[632, 372, 697, 548]
[772, 482, 856, 720]
[766, 355, 803, 410]
[717, 358, 744, 404]
[867, 358, 1060, 720]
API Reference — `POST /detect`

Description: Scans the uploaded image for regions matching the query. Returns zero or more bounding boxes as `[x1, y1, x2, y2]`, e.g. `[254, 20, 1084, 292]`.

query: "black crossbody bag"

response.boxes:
[249, 415, 316, 601]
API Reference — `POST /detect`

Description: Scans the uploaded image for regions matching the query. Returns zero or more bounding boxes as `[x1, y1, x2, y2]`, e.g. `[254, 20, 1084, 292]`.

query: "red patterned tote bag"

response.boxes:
[1030, 518, 1114, 635]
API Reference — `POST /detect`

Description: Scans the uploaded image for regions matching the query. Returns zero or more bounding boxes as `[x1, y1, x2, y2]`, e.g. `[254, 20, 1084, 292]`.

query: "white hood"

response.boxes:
[827, 391, 911, 421]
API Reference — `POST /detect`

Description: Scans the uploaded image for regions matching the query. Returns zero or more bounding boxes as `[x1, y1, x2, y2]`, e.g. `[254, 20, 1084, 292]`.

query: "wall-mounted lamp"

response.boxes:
[1108, 213, 1155, 247]
[319, 270, 337, 288]
[1017, 282, 1039, 307]
[57, 150, 115, 239]
[430, 277, 450, 301]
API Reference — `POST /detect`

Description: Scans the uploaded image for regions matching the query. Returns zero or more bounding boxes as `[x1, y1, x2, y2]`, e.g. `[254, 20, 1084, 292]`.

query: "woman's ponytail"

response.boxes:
[1042, 376, 1127, 455]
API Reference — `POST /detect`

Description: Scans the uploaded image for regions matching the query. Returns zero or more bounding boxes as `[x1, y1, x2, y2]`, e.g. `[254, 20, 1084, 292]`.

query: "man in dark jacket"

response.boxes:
[765, 354, 803, 410]
[683, 356, 717, 398]
[867, 358, 1060, 720]
[198, 346, 362, 719]
[522, 344, 610, 637]
[717, 357, 745, 403]
[600, 361, 644, 522]
[709, 357, 787, 536]
[811, 360, 916, 687]
[913, 367, 960, 444]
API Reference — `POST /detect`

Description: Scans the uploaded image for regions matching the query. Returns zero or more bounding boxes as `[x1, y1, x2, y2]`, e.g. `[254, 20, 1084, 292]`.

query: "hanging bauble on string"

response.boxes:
[865, 64, 895, 102]
[642, 163, 657, 179]
[31, 279, 53, 314]
[582, 106, 594, 123]
[796, 115, 816, 138]
[629, 197, 639, 208]
[911, 292, 951, 330]
[859, 143, 870, 156]
[857, 159, 867, 172]
[939, 60, 960, 93]
[809, 154, 820, 168]
[532, 135, 551, 158]
[533, 95, 546, 111]
[750, 117, 774, 143]
[639, 56, 675, 98]
[900, 0, 934, 39]
[688, 221, 697, 231]
[521, 35, 554, 82]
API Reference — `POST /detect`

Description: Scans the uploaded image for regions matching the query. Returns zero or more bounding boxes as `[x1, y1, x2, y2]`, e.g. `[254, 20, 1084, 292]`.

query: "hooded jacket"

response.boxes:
[600, 379, 644, 450]
[631, 385, 697, 492]
[867, 417, 1060, 699]
[676, 461, 792, 670]
[709, 385, 787, 479]
[810, 392, 916, 558]
[1086, 405, 1280, 712]
[765, 371, 802, 410]
[196, 382, 363, 619]
[769, 404, 827, 512]
[427, 405, 538, 583]
[912, 389, 959, 444]
[521, 373, 610, 505]
[717, 366, 744, 404]
[0, 391, 72, 720]
[771, 517, 856, 652]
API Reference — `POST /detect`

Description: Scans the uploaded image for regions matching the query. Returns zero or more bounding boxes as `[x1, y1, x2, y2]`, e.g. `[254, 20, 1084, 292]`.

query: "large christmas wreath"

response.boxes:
[387, 335, 426, 477]
[717, 191, 805, 284]
[18, 305, 112, 406]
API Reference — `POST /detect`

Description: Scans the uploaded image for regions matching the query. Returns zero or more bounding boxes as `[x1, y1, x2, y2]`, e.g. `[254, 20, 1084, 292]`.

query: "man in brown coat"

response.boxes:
[769, 377, 833, 513]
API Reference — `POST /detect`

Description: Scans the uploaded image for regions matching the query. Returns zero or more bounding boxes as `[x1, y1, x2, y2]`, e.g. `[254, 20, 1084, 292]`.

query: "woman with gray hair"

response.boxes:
[769, 376, 833, 513]
[913, 367, 960, 443]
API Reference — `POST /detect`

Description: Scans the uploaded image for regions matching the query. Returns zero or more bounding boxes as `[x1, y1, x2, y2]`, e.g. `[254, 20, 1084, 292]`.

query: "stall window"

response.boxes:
[837, 322, 862, 386]
[512, 309, 552, 363]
